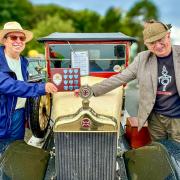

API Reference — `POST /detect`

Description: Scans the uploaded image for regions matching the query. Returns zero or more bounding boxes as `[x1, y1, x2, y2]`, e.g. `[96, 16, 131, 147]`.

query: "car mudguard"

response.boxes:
[124, 141, 178, 180]
[0, 140, 49, 180]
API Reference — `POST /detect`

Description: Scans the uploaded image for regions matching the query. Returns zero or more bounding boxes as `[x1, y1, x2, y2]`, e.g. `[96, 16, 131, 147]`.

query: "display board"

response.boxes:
[50, 68, 80, 91]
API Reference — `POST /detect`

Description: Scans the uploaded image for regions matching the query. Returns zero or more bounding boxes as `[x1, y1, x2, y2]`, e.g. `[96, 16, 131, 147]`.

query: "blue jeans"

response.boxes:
[0, 108, 25, 156]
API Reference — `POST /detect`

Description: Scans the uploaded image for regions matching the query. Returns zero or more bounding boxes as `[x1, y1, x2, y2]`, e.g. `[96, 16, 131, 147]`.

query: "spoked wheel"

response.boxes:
[27, 94, 52, 138]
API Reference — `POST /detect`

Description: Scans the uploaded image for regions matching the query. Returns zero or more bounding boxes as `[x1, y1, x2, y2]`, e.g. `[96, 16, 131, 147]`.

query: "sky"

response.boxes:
[30, 0, 180, 44]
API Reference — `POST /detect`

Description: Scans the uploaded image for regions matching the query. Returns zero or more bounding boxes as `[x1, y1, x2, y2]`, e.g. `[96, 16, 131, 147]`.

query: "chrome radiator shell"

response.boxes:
[55, 132, 117, 180]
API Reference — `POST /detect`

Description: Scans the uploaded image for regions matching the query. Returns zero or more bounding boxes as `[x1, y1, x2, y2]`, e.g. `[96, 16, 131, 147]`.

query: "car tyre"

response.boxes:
[27, 94, 52, 138]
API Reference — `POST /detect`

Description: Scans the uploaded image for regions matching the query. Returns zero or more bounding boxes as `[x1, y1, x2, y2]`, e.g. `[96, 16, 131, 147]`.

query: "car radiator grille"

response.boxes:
[55, 132, 117, 180]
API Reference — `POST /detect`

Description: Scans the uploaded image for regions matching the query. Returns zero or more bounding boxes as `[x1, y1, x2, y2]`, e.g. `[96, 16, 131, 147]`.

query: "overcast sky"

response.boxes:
[30, 0, 180, 44]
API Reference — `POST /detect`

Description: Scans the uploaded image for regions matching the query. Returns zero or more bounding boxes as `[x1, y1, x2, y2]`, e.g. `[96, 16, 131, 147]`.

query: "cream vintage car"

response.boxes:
[25, 33, 179, 180]
[51, 76, 123, 180]
[27, 32, 136, 139]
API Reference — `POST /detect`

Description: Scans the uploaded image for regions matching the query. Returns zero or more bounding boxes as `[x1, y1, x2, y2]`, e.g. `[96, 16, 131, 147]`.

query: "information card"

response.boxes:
[71, 51, 89, 76]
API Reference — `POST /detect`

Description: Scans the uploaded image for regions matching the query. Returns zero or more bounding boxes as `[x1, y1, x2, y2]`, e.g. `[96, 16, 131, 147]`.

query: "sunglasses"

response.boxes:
[6, 35, 26, 42]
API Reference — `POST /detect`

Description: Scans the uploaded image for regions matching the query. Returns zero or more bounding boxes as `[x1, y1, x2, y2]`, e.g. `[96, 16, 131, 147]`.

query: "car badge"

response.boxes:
[64, 86, 68, 90]
[74, 69, 79, 74]
[64, 75, 68, 79]
[74, 75, 79, 79]
[81, 118, 91, 128]
[69, 69, 73, 74]
[64, 80, 68, 85]
[63, 69, 68, 74]
[74, 86, 79, 89]
[53, 73, 62, 86]
[69, 80, 73, 85]
[69, 86, 73, 90]
[74, 80, 79, 84]
[79, 85, 93, 99]
[113, 65, 121, 72]
[69, 75, 73, 79]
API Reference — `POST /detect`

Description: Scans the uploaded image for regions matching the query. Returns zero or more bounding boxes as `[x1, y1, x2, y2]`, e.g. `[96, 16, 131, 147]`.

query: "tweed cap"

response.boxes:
[143, 20, 169, 43]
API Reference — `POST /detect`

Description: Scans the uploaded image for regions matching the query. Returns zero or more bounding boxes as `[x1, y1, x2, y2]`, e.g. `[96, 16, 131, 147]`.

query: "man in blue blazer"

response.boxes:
[0, 21, 57, 146]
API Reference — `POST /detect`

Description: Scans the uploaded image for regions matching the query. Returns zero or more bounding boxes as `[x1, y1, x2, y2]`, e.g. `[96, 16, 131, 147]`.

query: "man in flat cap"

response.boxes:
[91, 20, 180, 142]
[0, 21, 57, 149]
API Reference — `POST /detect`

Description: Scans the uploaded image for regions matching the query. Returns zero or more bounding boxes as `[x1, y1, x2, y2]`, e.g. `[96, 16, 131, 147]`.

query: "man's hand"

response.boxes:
[74, 89, 80, 97]
[45, 82, 58, 93]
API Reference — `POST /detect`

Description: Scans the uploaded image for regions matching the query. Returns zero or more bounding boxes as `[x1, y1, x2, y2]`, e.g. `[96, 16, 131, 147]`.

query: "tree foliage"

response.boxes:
[25, 14, 75, 54]
[0, 0, 34, 28]
[124, 0, 159, 50]
[101, 7, 122, 32]
[31, 4, 75, 27]
[73, 9, 102, 32]
[126, 0, 159, 21]
[0, 0, 159, 55]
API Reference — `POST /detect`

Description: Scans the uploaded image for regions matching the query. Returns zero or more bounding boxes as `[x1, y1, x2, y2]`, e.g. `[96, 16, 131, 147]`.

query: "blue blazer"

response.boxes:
[0, 46, 46, 138]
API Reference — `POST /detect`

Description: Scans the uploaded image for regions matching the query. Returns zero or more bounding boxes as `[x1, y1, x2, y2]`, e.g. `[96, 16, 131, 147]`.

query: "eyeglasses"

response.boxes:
[6, 35, 26, 42]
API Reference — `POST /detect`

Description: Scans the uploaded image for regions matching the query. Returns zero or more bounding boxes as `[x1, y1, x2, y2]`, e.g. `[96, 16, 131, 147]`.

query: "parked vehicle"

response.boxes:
[24, 33, 180, 179]
[28, 32, 136, 139]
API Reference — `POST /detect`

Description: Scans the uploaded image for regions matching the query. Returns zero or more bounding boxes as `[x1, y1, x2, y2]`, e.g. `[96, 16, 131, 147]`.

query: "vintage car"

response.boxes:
[27, 32, 136, 139]
[28, 33, 180, 180]
[1, 33, 179, 180]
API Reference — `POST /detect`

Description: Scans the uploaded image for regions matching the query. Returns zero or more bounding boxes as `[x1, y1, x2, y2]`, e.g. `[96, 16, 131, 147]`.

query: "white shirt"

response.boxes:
[5, 54, 26, 109]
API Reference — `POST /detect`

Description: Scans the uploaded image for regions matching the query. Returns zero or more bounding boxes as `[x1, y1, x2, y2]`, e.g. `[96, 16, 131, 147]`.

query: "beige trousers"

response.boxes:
[148, 112, 180, 142]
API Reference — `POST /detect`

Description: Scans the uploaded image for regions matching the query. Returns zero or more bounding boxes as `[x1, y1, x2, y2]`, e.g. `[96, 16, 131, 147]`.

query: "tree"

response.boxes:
[101, 7, 122, 32]
[0, 0, 159, 55]
[123, 0, 159, 51]
[0, 0, 34, 28]
[72, 9, 102, 32]
[126, 0, 158, 21]
[24, 14, 75, 55]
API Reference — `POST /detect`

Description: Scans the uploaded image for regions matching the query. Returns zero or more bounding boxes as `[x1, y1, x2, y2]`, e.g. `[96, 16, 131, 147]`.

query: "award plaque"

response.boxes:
[50, 68, 80, 91]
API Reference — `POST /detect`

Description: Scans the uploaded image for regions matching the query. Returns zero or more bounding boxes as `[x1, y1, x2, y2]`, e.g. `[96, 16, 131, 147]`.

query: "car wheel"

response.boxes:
[28, 94, 52, 138]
